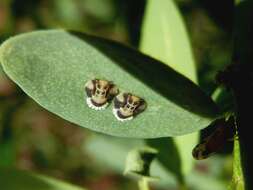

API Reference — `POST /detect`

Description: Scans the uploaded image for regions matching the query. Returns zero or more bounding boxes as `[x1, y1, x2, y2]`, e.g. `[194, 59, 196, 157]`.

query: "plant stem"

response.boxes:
[231, 138, 244, 190]
[226, 1, 253, 189]
[138, 178, 150, 190]
[232, 82, 253, 190]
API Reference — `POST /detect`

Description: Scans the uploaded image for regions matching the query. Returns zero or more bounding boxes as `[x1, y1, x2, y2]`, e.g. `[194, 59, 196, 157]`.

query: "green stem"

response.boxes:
[230, 1, 253, 189]
[232, 138, 244, 190]
[138, 178, 150, 190]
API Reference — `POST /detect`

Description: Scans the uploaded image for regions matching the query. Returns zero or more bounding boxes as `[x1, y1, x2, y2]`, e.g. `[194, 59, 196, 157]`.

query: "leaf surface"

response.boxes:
[0, 30, 219, 138]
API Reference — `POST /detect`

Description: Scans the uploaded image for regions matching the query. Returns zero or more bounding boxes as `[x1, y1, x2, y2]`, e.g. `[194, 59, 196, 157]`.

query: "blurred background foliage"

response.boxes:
[0, 0, 234, 189]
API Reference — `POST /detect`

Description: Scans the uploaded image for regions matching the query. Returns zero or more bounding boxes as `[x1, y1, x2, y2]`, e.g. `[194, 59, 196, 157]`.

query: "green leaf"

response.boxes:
[0, 30, 219, 138]
[140, 0, 198, 178]
[0, 168, 86, 190]
[124, 146, 158, 181]
[140, 0, 196, 82]
[173, 133, 197, 175]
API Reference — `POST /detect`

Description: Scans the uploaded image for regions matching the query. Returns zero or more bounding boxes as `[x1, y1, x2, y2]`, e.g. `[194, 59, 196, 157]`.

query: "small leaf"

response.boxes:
[0, 168, 87, 190]
[124, 146, 158, 181]
[0, 30, 219, 138]
[140, 0, 197, 82]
